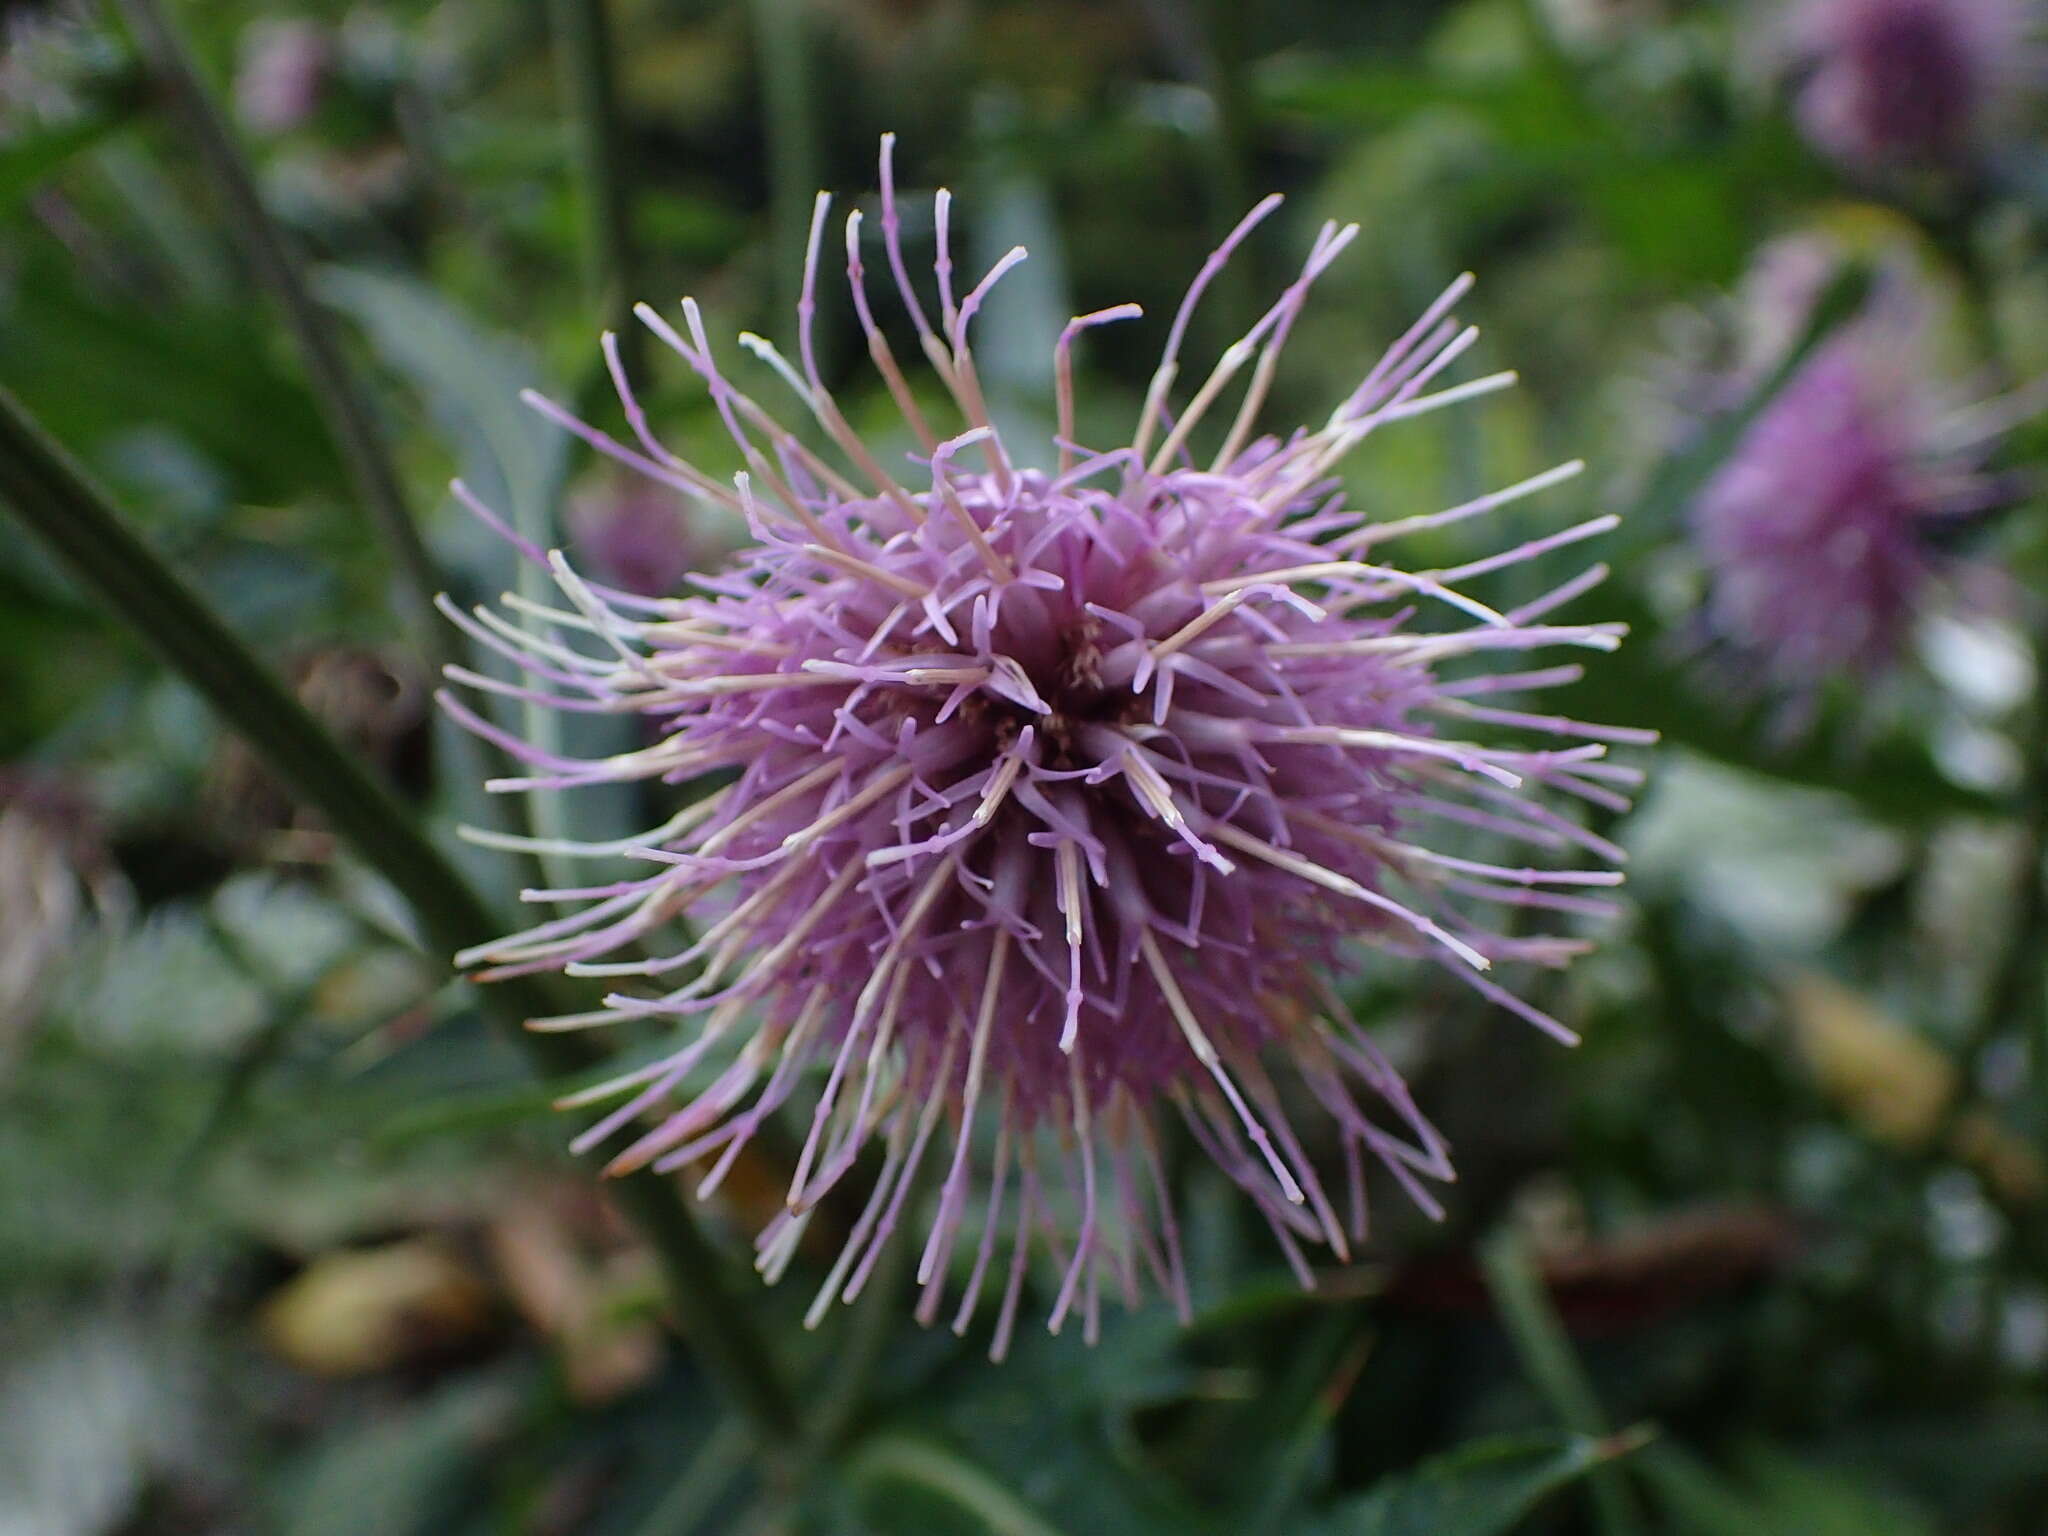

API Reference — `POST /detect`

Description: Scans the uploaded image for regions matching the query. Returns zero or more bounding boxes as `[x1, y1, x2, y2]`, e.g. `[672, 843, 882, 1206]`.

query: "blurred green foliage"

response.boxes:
[3, 0, 2048, 1531]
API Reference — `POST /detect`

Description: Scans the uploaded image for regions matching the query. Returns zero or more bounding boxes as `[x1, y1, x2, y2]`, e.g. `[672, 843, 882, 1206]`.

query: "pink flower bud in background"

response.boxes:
[1688, 243, 2035, 726]
[564, 478, 701, 599]
[234, 17, 333, 136]
[1786, 0, 2034, 173]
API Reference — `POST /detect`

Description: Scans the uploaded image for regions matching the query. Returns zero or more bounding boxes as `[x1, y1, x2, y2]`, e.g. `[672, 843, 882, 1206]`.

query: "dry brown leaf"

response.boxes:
[488, 1201, 661, 1404]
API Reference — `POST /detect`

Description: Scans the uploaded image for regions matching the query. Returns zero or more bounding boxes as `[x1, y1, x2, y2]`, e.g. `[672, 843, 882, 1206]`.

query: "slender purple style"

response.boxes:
[442, 140, 1648, 1355]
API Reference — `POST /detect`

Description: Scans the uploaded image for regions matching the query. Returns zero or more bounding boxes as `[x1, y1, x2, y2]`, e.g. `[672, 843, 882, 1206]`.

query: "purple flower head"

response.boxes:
[1787, 0, 2033, 173]
[442, 139, 1649, 1354]
[1693, 309, 2020, 723]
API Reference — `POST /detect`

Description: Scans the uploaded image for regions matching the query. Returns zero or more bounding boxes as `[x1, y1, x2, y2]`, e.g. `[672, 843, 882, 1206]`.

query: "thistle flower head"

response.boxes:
[1787, 0, 2033, 173]
[1692, 252, 2029, 724]
[444, 140, 1647, 1353]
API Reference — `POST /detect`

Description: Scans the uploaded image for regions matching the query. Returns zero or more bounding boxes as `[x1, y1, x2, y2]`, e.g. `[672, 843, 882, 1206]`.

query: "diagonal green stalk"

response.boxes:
[107, 0, 448, 671]
[0, 385, 799, 1449]
[633, 1417, 755, 1536]
[748, 0, 819, 333]
[1482, 1230, 1647, 1536]
[1196, 0, 1256, 346]
[547, 0, 645, 381]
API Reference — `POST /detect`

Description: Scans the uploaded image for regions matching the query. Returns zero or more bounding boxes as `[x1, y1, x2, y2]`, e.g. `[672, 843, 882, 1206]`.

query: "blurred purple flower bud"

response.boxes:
[1693, 292, 2031, 724]
[234, 18, 333, 135]
[1650, 232, 1926, 452]
[565, 480, 699, 599]
[1787, 0, 2033, 173]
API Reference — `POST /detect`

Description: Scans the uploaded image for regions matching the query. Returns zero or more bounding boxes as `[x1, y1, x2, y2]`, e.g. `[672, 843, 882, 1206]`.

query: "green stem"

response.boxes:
[748, 0, 818, 332]
[798, 1172, 917, 1457]
[1250, 1315, 1375, 1534]
[547, 0, 645, 378]
[0, 385, 799, 1449]
[108, 0, 449, 672]
[633, 1417, 755, 1536]
[1197, 0, 1255, 345]
[1481, 1231, 1646, 1536]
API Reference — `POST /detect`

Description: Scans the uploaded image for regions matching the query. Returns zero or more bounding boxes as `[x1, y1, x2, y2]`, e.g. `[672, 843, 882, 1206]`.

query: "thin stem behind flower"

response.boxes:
[748, 0, 820, 336]
[548, 0, 644, 379]
[109, 0, 450, 673]
[1482, 1230, 1648, 1536]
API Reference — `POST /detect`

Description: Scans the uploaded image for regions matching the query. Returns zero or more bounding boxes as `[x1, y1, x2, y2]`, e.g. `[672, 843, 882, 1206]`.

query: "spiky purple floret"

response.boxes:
[442, 140, 1648, 1355]
[1788, 0, 2031, 172]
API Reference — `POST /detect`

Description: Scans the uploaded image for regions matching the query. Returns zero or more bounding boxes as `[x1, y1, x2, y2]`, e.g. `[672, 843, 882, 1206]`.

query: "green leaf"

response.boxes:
[887, 1312, 1209, 1536]
[366, 1077, 565, 1152]
[1637, 1442, 1938, 1536]
[1241, 1314, 1376, 1530]
[1813, 1412, 2048, 1521]
[1480, 1230, 1646, 1536]
[1635, 1444, 1778, 1536]
[1315, 1430, 1651, 1536]
[279, 1371, 524, 1536]
[1, 257, 342, 506]
[316, 265, 568, 543]
[1732, 1445, 1936, 1536]
[0, 114, 121, 216]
